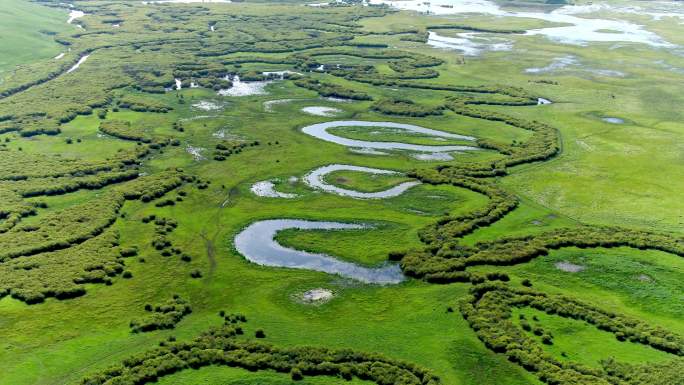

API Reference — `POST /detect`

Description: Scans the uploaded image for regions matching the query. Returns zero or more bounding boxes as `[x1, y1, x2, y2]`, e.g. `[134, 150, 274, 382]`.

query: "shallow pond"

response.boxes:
[67, 10, 85, 25]
[301, 120, 477, 153]
[234, 219, 404, 284]
[301, 106, 342, 116]
[251, 180, 298, 198]
[371, 0, 673, 47]
[602, 117, 625, 124]
[304, 164, 420, 199]
[218, 75, 270, 97]
[427, 31, 511, 56]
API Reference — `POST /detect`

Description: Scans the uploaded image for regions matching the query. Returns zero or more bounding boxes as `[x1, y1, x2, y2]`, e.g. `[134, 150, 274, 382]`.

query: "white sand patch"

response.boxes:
[301, 288, 334, 303]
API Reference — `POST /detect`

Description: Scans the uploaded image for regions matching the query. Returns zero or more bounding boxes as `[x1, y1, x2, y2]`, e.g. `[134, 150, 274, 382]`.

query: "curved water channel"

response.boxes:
[234, 219, 404, 284]
[301, 120, 477, 153]
[304, 164, 420, 199]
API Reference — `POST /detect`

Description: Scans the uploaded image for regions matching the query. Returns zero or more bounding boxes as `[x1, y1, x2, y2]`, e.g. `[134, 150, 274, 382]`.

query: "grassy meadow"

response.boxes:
[0, 0, 682, 384]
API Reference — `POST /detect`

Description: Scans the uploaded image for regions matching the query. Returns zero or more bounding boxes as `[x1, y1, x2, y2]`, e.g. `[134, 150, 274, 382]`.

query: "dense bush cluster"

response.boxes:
[99, 120, 151, 143]
[601, 357, 684, 385]
[445, 100, 560, 171]
[130, 295, 192, 333]
[400, 222, 684, 283]
[118, 96, 172, 113]
[0, 172, 184, 303]
[293, 78, 372, 100]
[0, 229, 123, 304]
[371, 98, 443, 117]
[459, 283, 684, 384]
[213, 140, 260, 161]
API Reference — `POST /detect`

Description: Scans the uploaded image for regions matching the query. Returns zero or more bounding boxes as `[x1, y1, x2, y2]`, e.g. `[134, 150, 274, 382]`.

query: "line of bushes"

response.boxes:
[459, 283, 684, 385]
[80, 325, 440, 385]
[293, 78, 372, 100]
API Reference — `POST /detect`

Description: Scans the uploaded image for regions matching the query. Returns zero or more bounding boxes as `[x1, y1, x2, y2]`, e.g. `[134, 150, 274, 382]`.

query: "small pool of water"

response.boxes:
[234, 219, 404, 284]
[302, 106, 342, 117]
[251, 180, 298, 198]
[602, 117, 625, 124]
[218, 75, 270, 97]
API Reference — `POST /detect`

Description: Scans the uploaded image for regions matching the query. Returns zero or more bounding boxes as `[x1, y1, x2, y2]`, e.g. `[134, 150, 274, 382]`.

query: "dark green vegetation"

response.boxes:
[0, 0, 682, 384]
[130, 295, 193, 333]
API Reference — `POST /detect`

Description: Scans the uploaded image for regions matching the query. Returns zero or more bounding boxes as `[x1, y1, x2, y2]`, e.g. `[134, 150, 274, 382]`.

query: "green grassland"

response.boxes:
[0, 0, 682, 385]
[0, 0, 72, 75]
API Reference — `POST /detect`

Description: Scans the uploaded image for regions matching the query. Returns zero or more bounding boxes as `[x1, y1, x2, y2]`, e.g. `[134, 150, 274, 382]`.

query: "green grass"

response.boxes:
[0, 0, 71, 75]
[0, 1, 682, 384]
[514, 307, 675, 367]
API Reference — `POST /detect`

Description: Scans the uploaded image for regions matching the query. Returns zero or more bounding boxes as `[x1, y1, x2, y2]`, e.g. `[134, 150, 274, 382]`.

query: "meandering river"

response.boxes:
[234, 219, 404, 284]
[301, 120, 477, 153]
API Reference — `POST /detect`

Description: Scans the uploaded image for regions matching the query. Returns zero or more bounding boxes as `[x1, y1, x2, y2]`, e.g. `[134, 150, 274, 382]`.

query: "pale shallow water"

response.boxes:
[301, 106, 342, 116]
[304, 164, 420, 199]
[371, 0, 674, 47]
[525, 56, 578, 73]
[525, 55, 626, 77]
[67, 10, 85, 24]
[250, 180, 298, 198]
[602, 117, 625, 124]
[186, 145, 206, 161]
[264, 99, 301, 112]
[301, 120, 477, 153]
[555, 261, 585, 273]
[143, 0, 231, 3]
[263, 70, 302, 79]
[192, 100, 223, 111]
[411, 152, 454, 161]
[218, 75, 270, 97]
[66, 55, 89, 74]
[427, 31, 512, 56]
[234, 219, 405, 284]
[350, 148, 389, 156]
